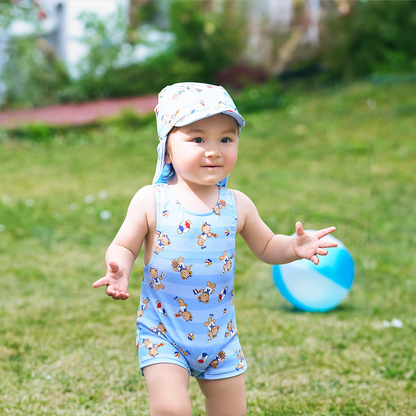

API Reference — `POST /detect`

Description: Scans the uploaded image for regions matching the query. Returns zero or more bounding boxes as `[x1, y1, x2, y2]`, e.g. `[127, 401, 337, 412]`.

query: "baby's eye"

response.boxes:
[193, 137, 203, 143]
[221, 137, 232, 143]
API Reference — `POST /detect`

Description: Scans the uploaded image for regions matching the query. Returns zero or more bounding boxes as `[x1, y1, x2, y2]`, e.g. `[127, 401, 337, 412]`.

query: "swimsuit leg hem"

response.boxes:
[195, 363, 248, 380]
[140, 359, 191, 377]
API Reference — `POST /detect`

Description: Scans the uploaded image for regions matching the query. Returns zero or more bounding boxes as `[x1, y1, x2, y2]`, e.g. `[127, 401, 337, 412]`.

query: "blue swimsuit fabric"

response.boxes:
[136, 184, 247, 379]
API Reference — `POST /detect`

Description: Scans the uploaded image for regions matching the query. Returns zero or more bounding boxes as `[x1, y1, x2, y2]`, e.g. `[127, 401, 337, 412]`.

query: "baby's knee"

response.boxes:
[150, 400, 192, 416]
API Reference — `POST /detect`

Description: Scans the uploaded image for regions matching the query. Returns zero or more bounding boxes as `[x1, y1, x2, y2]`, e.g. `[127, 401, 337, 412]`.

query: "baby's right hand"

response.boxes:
[93, 261, 130, 300]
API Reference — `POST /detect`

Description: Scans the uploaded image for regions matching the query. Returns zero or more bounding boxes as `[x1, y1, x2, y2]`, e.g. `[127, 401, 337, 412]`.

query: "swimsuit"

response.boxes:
[136, 184, 247, 379]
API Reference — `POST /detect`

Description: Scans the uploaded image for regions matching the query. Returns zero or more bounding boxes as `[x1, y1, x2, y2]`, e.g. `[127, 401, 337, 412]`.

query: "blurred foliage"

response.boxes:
[0, 0, 70, 109]
[68, 0, 247, 102]
[319, 1, 416, 79]
[3, 0, 416, 110]
[59, 6, 139, 102]
[76, 8, 127, 79]
[168, 0, 247, 81]
[8, 122, 55, 143]
[1, 35, 71, 109]
[0, 0, 38, 30]
[106, 108, 155, 130]
[234, 80, 284, 113]
[1, 1, 248, 108]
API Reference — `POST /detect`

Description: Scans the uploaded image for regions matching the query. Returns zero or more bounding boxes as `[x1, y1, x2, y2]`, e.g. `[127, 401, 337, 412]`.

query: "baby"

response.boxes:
[93, 82, 337, 416]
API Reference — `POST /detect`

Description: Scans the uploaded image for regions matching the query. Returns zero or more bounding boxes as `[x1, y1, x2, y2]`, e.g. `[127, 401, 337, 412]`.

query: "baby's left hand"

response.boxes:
[293, 222, 338, 265]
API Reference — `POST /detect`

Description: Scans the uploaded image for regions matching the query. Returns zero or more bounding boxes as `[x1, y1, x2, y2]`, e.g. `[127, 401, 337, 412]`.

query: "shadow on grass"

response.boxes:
[279, 303, 357, 315]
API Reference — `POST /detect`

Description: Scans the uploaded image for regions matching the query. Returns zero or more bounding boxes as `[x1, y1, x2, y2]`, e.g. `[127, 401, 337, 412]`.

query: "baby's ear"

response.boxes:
[164, 131, 175, 163]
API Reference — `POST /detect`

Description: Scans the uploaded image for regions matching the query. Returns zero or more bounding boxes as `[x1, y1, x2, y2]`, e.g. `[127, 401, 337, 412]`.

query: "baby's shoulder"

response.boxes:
[229, 188, 258, 216]
[228, 188, 253, 205]
[133, 184, 155, 199]
[129, 185, 156, 212]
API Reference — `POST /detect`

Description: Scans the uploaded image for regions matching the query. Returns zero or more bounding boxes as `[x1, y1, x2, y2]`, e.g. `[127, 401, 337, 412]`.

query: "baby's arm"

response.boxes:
[93, 185, 154, 300]
[234, 190, 337, 265]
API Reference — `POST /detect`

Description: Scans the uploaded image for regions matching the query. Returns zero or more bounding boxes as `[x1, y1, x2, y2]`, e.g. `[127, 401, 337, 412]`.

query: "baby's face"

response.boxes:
[165, 114, 239, 187]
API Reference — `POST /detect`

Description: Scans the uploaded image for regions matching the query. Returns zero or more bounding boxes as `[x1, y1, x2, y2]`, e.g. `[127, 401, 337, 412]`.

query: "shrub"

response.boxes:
[320, 1, 416, 79]
[10, 123, 55, 142]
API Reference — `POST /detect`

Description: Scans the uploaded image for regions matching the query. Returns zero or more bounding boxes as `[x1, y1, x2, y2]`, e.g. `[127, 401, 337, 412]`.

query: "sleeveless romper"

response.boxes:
[136, 184, 247, 380]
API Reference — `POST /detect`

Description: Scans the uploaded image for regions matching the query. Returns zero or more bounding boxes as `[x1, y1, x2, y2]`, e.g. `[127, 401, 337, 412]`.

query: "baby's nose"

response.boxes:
[205, 146, 220, 157]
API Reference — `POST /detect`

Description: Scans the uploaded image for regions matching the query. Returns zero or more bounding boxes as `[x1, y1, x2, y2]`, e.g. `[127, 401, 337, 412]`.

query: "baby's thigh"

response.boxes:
[197, 373, 246, 416]
[144, 363, 192, 416]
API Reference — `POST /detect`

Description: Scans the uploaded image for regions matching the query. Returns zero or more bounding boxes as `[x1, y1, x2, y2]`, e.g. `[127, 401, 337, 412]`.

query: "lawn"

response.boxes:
[0, 80, 415, 415]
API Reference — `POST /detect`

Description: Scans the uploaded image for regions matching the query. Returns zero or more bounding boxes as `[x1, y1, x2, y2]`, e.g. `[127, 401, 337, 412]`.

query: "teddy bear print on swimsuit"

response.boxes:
[142, 338, 164, 357]
[204, 316, 220, 342]
[172, 342, 191, 357]
[154, 232, 171, 254]
[149, 268, 167, 290]
[225, 320, 237, 339]
[208, 351, 226, 369]
[235, 349, 245, 371]
[219, 251, 234, 275]
[137, 296, 150, 318]
[197, 222, 217, 249]
[193, 281, 216, 304]
[171, 257, 193, 280]
[150, 322, 167, 337]
[174, 298, 193, 322]
[212, 199, 226, 215]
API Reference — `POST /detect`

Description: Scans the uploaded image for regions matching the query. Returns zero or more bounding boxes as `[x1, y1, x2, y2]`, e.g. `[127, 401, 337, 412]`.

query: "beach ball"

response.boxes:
[272, 232, 354, 312]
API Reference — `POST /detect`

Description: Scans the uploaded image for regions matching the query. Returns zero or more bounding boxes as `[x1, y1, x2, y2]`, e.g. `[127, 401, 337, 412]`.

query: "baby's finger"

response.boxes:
[108, 261, 120, 273]
[93, 277, 108, 288]
[316, 226, 336, 239]
[316, 248, 328, 256]
[319, 240, 338, 248]
[112, 292, 130, 301]
[295, 221, 304, 236]
[105, 284, 116, 296]
[311, 255, 319, 265]
[106, 285, 129, 299]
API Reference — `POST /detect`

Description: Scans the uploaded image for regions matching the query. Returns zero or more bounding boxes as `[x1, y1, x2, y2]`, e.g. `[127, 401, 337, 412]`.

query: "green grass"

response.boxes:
[1, 80, 415, 415]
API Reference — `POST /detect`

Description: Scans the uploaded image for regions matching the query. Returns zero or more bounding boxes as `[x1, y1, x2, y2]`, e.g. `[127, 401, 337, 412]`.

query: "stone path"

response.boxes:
[0, 95, 158, 128]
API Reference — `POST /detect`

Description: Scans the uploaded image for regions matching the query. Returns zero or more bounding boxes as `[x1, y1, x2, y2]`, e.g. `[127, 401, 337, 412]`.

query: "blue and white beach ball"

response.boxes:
[272, 233, 354, 312]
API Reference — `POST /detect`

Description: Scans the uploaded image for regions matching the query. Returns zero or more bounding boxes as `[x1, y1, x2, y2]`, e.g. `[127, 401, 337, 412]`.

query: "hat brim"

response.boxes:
[175, 108, 245, 129]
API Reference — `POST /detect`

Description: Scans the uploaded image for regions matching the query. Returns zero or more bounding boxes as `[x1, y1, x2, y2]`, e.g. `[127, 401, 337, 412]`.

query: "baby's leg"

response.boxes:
[197, 374, 246, 416]
[143, 363, 192, 416]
